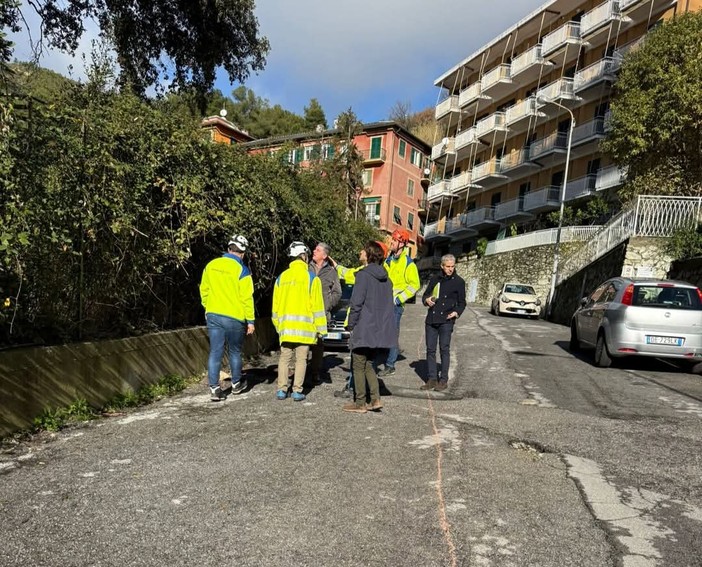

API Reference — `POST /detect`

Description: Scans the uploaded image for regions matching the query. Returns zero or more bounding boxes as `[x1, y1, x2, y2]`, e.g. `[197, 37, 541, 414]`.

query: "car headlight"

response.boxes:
[501, 296, 510, 303]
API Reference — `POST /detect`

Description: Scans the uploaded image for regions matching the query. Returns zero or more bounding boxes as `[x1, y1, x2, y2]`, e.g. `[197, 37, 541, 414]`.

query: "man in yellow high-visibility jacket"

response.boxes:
[272, 241, 327, 401]
[378, 229, 420, 377]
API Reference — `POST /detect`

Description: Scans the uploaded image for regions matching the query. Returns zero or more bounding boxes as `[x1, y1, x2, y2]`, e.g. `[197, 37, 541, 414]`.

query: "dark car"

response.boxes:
[322, 283, 353, 349]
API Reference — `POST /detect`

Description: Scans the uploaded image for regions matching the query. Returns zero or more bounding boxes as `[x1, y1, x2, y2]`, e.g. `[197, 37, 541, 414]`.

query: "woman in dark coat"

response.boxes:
[343, 241, 397, 413]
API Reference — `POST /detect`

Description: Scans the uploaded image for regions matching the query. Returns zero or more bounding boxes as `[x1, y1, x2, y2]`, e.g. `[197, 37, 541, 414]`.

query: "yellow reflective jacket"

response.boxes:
[384, 247, 420, 304]
[336, 264, 363, 285]
[199, 254, 255, 323]
[272, 259, 327, 344]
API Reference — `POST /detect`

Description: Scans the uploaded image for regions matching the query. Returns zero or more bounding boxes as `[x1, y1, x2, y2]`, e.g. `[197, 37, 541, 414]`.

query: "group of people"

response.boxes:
[198, 229, 466, 412]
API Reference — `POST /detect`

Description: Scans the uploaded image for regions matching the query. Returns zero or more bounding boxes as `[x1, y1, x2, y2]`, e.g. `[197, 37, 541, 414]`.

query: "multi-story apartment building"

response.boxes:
[425, 0, 701, 256]
[244, 121, 431, 251]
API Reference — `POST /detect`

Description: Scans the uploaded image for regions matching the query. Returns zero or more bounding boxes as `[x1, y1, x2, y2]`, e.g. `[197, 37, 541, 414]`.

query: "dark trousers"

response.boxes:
[352, 348, 380, 406]
[425, 322, 454, 382]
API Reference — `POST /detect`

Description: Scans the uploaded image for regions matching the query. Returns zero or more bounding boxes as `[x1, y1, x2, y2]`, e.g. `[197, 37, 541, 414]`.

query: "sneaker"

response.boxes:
[333, 386, 352, 399]
[209, 385, 222, 401]
[291, 392, 306, 402]
[435, 381, 448, 391]
[276, 389, 287, 400]
[420, 379, 438, 391]
[342, 402, 367, 414]
[378, 367, 396, 377]
[231, 379, 247, 395]
[366, 399, 383, 411]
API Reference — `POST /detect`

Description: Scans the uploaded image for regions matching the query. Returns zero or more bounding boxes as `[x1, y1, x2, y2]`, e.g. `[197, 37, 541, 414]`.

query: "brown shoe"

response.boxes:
[342, 402, 367, 414]
[366, 399, 383, 411]
[420, 379, 438, 391]
[435, 381, 448, 391]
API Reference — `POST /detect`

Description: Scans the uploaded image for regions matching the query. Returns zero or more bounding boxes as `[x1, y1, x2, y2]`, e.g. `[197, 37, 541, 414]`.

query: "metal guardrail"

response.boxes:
[485, 226, 602, 255]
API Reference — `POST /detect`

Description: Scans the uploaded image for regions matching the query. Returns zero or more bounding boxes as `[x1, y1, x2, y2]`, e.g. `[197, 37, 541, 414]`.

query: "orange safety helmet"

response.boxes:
[375, 240, 389, 259]
[391, 229, 411, 244]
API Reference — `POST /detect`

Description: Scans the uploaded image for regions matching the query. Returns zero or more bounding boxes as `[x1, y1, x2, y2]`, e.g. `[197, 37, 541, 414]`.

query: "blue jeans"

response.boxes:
[206, 313, 246, 388]
[425, 321, 455, 381]
[385, 303, 404, 369]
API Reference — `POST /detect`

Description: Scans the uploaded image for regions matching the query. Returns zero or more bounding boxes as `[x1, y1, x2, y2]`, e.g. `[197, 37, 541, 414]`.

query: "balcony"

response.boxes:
[505, 96, 542, 135]
[459, 81, 490, 112]
[431, 137, 456, 161]
[445, 215, 478, 238]
[475, 111, 508, 142]
[449, 170, 477, 195]
[523, 185, 561, 213]
[480, 64, 512, 101]
[499, 147, 540, 178]
[529, 131, 568, 164]
[541, 22, 583, 65]
[571, 117, 607, 152]
[462, 206, 501, 231]
[510, 44, 554, 85]
[613, 35, 646, 59]
[581, 0, 630, 44]
[417, 198, 428, 214]
[427, 180, 452, 202]
[362, 147, 386, 165]
[574, 57, 621, 98]
[595, 165, 627, 191]
[494, 197, 534, 222]
[620, 0, 676, 22]
[471, 158, 507, 188]
[435, 95, 460, 121]
[565, 174, 598, 202]
[423, 220, 447, 241]
[454, 126, 482, 160]
[536, 78, 579, 104]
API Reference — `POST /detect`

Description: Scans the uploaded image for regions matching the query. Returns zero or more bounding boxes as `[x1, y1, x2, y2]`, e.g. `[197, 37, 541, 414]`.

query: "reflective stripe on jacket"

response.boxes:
[384, 248, 420, 304]
[199, 254, 255, 324]
[272, 259, 327, 344]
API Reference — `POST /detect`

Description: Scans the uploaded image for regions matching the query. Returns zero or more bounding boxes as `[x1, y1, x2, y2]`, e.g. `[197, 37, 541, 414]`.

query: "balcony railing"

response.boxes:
[471, 159, 502, 182]
[581, 0, 625, 36]
[595, 165, 627, 190]
[435, 95, 460, 119]
[510, 44, 548, 76]
[574, 57, 621, 91]
[620, 0, 646, 9]
[361, 148, 386, 163]
[485, 226, 603, 255]
[494, 197, 527, 221]
[449, 171, 474, 194]
[463, 206, 496, 226]
[459, 81, 483, 107]
[523, 185, 561, 211]
[481, 64, 511, 92]
[455, 127, 479, 150]
[572, 117, 606, 145]
[499, 147, 532, 172]
[423, 221, 441, 238]
[530, 131, 568, 160]
[427, 180, 450, 201]
[505, 96, 538, 125]
[537, 77, 577, 102]
[565, 174, 598, 201]
[431, 137, 455, 160]
[542, 22, 582, 56]
[614, 35, 646, 59]
[475, 112, 507, 138]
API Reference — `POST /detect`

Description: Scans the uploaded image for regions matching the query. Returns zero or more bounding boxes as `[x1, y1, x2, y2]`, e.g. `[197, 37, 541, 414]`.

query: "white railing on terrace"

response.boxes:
[435, 95, 459, 119]
[431, 137, 455, 160]
[481, 64, 511, 91]
[511, 44, 547, 76]
[476, 112, 507, 137]
[537, 78, 577, 102]
[542, 22, 581, 55]
[595, 165, 627, 190]
[565, 175, 597, 201]
[574, 57, 621, 91]
[505, 96, 538, 124]
[459, 81, 483, 107]
[427, 180, 450, 200]
[581, 0, 624, 36]
[572, 117, 606, 144]
[557, 195, 702, 283]
[485, 226, 602, 255]
[449, 171, 474, 193]
[455, 127, 478, 150]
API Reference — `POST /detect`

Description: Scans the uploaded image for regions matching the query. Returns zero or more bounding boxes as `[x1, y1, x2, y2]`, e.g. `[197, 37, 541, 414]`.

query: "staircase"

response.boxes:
[557, 195, 702, 284]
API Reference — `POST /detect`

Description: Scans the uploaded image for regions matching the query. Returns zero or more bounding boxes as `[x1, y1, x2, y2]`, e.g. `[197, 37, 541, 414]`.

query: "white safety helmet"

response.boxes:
[288, 241, 310, 258]
[228, 234, 248, 252]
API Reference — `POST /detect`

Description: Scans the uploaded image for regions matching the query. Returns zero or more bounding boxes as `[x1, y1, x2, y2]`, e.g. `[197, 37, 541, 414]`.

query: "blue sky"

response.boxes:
[10, 0, 546, 123]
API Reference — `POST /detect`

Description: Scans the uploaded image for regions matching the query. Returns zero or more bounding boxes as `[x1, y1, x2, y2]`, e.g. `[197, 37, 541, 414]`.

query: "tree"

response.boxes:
[388, 100, 413, 130]
[2, 0, 269, 100]
[303, 98, 327, 131]
[602, 12, 702, 200]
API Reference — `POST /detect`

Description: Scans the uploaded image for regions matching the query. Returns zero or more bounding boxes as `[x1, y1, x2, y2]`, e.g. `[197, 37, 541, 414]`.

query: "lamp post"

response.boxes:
[537, 97, 575, 319]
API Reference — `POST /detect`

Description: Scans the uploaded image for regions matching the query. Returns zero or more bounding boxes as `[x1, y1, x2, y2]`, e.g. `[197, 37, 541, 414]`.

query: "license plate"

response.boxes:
[646, 336, 684, 346]
[325, 332, 342, 340]
[516, 309, 526, 314]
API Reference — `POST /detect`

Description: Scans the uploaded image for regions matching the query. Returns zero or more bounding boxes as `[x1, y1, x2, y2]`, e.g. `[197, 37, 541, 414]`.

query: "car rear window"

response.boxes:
[632, 285, 702, 310]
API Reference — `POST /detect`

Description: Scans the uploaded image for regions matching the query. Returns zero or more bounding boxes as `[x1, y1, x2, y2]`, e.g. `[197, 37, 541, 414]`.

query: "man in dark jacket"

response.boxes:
[421, 254, 466, 391]
[309, 242, 341, 384]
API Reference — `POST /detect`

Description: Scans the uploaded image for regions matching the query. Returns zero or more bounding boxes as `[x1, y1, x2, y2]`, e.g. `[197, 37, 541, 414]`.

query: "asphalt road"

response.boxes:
[1, 303, 700, 567]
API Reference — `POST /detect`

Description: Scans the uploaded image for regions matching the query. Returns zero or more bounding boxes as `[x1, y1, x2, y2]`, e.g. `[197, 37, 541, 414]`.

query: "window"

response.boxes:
[393, 205, 402, 225]
[491, 192, 502, 207]
[370, 136, 383, 160]
[289, 148, 303, 164]
[322, 143, 335, 159]
[365, 201, 380, 227]
[410, 148, 422, 167]
[399, 140, 406, 158]
[519, 182, 531, 197]
[407, 179, 415, 197]
[304, 145, 320, 161]
[362, 169, 373, 187]
[407, 212, 414, 231]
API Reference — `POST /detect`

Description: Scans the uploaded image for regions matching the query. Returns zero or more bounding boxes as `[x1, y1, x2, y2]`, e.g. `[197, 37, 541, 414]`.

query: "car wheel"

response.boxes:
[569, 322, 580, 352]
[594, 333, 612, 368]
[489, 303, 495, 315]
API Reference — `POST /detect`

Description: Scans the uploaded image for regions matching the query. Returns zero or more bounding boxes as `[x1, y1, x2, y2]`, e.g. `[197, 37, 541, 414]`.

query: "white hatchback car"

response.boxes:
[569, 277, 702, 368]
[490, 282, 542, 319]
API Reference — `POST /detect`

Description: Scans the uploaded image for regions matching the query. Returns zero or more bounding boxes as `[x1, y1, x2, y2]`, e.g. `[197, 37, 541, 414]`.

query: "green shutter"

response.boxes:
[370, 137, 382, 159]
[399, 140, 406, 157]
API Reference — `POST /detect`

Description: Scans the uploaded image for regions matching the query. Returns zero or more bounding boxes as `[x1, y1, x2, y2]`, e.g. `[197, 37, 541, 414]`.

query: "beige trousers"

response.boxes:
[277, 342, 310, 394]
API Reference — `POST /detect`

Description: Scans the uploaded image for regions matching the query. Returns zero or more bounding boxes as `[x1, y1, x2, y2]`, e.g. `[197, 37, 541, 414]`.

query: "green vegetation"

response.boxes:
[546, 197, 613, 228]
[602, 12, 702, 200]
[664, 225, 702, 261]
[31, 374, 198, 433]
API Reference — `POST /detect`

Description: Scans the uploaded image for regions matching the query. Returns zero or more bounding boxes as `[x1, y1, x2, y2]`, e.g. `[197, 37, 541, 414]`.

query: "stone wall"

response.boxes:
[0, 318, 277, 437]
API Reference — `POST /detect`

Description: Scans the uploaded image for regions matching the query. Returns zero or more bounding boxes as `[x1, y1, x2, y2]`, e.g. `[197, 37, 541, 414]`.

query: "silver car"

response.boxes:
[569, 277, 702, 368]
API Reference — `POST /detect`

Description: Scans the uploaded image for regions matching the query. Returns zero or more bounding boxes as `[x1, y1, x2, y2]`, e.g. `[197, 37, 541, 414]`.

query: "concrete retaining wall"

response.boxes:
[0, 318, 277, 437]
